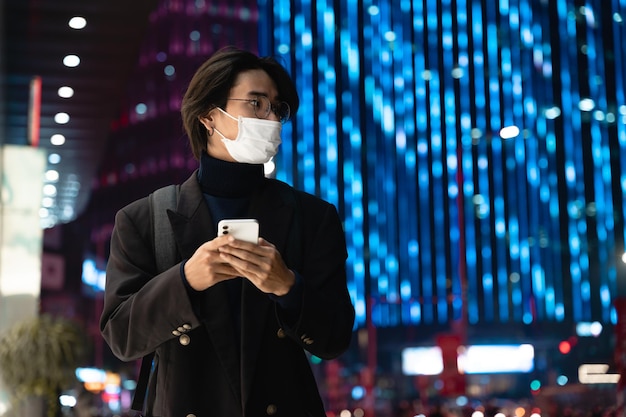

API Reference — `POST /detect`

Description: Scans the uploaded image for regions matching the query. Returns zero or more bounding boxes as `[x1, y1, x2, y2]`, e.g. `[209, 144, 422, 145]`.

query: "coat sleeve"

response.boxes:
[99, 199, 202, 361]
[276, 195, 355, 360]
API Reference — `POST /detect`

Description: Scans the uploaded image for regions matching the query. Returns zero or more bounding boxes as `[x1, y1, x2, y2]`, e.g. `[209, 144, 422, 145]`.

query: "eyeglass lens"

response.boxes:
[255, 96, 290, 123]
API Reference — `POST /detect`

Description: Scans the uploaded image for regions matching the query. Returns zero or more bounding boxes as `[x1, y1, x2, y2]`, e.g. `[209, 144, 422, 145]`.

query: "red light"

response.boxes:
[558, 340, 571, 354]
[28, 76, 42, 147]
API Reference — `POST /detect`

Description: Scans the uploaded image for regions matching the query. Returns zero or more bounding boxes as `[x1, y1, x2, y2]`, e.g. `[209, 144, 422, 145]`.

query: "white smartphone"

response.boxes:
[217, 219, 259, 244]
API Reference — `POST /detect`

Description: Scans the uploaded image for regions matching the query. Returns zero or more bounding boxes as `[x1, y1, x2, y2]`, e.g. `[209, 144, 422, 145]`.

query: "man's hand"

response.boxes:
[183, 235, 241, 291]
[217, 237, 295, 296]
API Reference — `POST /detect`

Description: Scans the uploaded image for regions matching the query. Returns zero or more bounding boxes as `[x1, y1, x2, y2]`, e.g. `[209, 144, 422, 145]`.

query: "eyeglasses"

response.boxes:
[227, 95, 291, 124]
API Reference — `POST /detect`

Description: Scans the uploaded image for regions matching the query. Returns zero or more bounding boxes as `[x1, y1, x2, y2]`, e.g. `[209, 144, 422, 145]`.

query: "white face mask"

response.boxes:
[213, 108, 282, 164]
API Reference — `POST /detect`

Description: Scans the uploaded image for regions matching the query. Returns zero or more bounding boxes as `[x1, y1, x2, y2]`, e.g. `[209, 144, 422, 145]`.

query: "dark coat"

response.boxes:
[100, 171, 355, 417]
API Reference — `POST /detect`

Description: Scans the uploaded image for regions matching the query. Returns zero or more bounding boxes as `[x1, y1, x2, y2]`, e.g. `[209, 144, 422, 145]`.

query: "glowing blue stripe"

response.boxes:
[412, 0, 426, 323]
[271, 0, 293, 185]
[438, 0, 454, 323]
[316, 4, 330, 202]
[257, 0, 272, 55]
[554, 0, 582, 321]
[393, 1, 420, 325]
[500, 0, 518, 321]
[342, 0, 365, 327]
[383, 0, 403, 317]
[366, 1, 389, 323]
[482, 3, 500, 322]
[586, 0, 614, 323]
[614, 0, 626, 324]
[380, 1, 399, 315]
[581, 3, 602, 322]
[423, 4, 439, 321]
[366, 0, 388, 324]
[466, 1, 486, 324]
[533, 2, 566, 321]
[299, 2, 316, 194]
[453, 0, 469, 323]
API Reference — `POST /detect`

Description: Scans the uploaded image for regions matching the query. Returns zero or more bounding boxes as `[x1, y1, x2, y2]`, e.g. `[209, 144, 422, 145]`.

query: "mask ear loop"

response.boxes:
[217, 107, 239, 122]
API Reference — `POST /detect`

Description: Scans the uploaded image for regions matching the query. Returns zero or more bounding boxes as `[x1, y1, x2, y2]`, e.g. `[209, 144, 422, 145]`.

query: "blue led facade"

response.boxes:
[258, 1, 626, 328]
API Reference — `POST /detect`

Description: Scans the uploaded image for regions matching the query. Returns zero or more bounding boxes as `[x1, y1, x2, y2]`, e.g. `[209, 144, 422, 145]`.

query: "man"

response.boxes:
[100, 47, 355, 417]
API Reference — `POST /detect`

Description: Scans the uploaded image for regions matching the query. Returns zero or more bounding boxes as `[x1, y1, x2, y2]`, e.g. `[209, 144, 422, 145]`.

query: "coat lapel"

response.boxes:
[166, 172, 242, 405]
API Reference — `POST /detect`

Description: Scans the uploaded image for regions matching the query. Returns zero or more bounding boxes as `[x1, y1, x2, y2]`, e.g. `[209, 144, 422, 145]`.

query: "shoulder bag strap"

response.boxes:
[131, 184, 179, 414]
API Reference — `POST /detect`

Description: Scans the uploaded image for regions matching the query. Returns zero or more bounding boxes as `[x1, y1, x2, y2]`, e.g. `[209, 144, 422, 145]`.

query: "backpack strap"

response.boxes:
[131, 184, 179, 414]
[130, 353, 155, 415]
[151, 184, 180, 273]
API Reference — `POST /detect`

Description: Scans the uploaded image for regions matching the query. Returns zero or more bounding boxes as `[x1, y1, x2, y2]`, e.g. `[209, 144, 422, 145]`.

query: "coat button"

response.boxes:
[183, 323, 192, 330]
[266, 404, 277, 415]
[179, 334, 191, 345]
[186, 414, 196, 417]
[276, 328, 286, 338]
[172, 330, 181, 336]
[177, 326, 186, 333]
[301, 333, 314, 344]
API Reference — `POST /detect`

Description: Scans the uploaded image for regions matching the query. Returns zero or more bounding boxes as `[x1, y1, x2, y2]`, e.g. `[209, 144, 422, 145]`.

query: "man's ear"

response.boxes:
[198, 111, 215, 130]
[198, 116, 212, 130]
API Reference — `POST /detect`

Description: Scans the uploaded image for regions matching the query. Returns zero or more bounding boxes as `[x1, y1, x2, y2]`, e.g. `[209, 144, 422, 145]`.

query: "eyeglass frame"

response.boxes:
[226, 95, 291, 124]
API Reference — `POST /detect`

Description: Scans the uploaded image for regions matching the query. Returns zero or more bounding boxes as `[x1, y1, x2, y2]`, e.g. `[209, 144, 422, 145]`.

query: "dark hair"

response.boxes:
[181, 47, 299, 160]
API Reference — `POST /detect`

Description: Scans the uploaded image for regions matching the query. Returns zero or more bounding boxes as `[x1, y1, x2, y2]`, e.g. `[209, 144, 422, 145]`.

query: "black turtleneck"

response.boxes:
[197, 152, 265, 227]
[197, 152, 264, 197]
